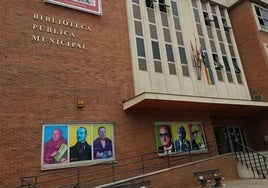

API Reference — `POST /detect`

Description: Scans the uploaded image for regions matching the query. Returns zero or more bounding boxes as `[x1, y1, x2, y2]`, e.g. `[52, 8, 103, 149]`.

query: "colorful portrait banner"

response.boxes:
[41, 123, 114, 170]
[45, 0, 102, 15]
[155, 122, 207, 155]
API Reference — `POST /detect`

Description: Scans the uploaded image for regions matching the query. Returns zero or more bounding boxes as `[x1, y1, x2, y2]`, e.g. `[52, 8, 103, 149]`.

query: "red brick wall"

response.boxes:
[229, 0, 268, 102]
[0, 0, 133, 187]
[229, 1, 268, 151]
[0, 1, 222, 187]
[147, 154, 238, 188]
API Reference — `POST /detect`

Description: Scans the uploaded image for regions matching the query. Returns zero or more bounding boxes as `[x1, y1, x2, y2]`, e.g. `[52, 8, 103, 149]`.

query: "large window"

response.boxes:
[254, 5, 268, 31]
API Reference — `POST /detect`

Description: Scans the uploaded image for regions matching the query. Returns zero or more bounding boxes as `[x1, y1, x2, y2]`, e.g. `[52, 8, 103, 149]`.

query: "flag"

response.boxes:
[204, 67, 215, 85]
[190, 40, 197, 63]
[191, 39, 201, 80]
[196, 39, 202, 65]
[200, 48, 215, 85]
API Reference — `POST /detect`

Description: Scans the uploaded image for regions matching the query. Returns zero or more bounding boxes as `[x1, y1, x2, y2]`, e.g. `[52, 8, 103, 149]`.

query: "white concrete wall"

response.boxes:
[127, 0, 251, 100]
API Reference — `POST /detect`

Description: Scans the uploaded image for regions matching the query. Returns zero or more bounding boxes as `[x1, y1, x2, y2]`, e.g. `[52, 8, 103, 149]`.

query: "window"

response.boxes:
[166, 44, 174, 62]
[255, 5, 268, 30]
[146, 0, 154, 9]
[213, 54, 224, 81]
[203, 11, 211, 26]
[159, 0, 167, 13]
[222, 18, 231, 32]
[223, 56, 233, 83]
[179, 47, 187, 65]
[152, 41, 161, 60]
[222, 56, 230, 72]
[171, 0, 178, 16]
[213, 15, 220, 29]
[212, 53, 223, 70]
[136, 37, 146, 57]
[193, 9, 200, 23]
[232, 58, 241, 73]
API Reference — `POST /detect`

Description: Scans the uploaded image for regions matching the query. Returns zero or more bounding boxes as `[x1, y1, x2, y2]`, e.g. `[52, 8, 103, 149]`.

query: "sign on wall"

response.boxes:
[41, 123, 114, 170]
[45, 0, 102, 15]
[155, 122, 207, 155]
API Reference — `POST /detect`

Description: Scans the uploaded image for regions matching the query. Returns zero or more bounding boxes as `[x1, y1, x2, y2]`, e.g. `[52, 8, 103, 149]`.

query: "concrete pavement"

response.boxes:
[224, 179, 268, 188]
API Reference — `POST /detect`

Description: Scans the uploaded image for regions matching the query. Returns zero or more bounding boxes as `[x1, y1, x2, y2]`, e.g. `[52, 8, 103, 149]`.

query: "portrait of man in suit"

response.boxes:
[93, 126, 113, 159]
[70, 127, 92, 162]
[157, 125, 175, 154]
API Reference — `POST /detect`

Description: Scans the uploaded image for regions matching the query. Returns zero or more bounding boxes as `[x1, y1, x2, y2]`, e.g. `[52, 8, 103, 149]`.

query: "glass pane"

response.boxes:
[134, 21, 143, 36]
[261, 8, 268, 20]
[255, 6, 261, 17]
[136, 38, 146, 57]
[161, 12, 169, 27]
[166, 44, 174, 62]
[147, 8, 156, 23]
[213, 15, 220, 29]
[201, 1, 207, 11]
[171, 1, 178, 16]
[193, 9, 200, 23]
[197, 24, 203, 36]
[154, 61, 163, 73]
[222, 56, 230, 71]
[207, 26, 213, 39]
[163, 28, 171, 42]
[174, 17, 181, 30]
[226, 32, 232, 44]
[217, 70, 223, 81]
[150, 24, 158, 39]
[176, 31, 184, 45]
[132, 0, 139, 4]
[220, 42, 226, 55]
[182, 65, 190, 76]
[227, 72, 233, 82]
[210, 40, 216, 53]
[168, 63, 176, 75]
[211, 5, 216, 14]
[203, 12, 210, 26]
[179, 47, 187, 65]
[133, 5, 141, 19]
[146, 0, 153, 8]
[217, 30, 223, 41]
[236, 73, 243, 84]
[138, 58, 147, 71]
[159, 0, 167, 13]
[232, 58, 241, 73]
[152, 41, 161, 59]
[191, 0, 197, 8]
[229, 45, 235, 57]
[200, 37, 206, 50]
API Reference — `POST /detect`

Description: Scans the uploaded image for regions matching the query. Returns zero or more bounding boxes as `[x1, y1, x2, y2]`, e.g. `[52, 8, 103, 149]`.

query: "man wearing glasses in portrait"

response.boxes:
[158, 125, 175, 153]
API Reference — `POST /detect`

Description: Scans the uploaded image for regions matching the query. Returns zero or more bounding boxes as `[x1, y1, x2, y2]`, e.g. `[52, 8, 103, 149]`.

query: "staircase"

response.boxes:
[231, 140, 268, 179]
[20, 139, 268, 187]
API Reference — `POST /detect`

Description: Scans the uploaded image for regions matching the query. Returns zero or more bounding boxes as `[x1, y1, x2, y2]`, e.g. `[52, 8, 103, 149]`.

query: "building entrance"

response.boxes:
[214, 126, 247, 155]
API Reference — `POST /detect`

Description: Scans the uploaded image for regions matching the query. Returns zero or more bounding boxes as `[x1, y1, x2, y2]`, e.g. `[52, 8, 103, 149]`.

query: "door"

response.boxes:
[214, 126, 247, 154]
[227, 126, 247, 152]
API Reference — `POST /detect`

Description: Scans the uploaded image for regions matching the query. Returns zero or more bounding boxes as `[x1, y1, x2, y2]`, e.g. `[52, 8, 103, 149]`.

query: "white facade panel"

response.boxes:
[127, 0, 251, 100]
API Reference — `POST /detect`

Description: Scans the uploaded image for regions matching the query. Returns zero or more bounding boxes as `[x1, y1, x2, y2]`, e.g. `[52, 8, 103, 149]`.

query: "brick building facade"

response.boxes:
[1, 0, 268, 187]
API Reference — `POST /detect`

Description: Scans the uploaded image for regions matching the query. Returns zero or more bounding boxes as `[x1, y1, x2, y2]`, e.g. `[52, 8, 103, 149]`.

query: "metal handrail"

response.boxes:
[229, 138, 268, 179]
[19, 139, 222, 188]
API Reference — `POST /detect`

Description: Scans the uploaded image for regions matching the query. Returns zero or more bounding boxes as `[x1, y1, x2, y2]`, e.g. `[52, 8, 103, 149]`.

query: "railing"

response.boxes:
[20, 140, 220, 188]
[230, 138, 268, 179]
[20, 138, 268, 187]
